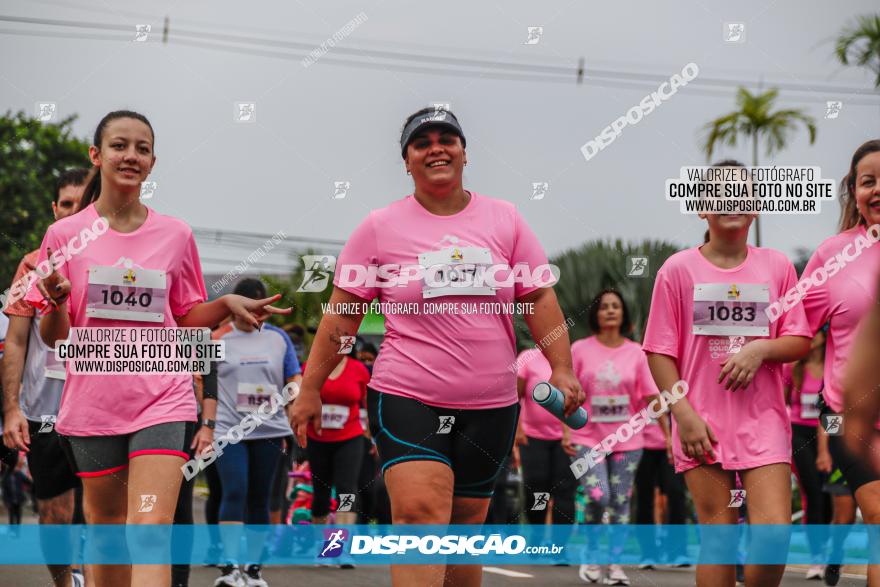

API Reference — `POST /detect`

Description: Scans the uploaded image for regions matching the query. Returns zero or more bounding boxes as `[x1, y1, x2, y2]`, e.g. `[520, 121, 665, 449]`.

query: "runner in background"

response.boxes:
[2, 167, 89, 587]
[801, 140, 880, 586]
[303, 353, 370, 556]
[26, 110, 290, 587]
[205, 277, 300, 587]
[292, 106, 583, 587]
[816, 430, 856, 586]
[514, 347, 577, 559]
[643, 160, 811, 587]
[569, 289, 662, 585]
[633, 401, 689, 569]
[783, 330, 830, 580]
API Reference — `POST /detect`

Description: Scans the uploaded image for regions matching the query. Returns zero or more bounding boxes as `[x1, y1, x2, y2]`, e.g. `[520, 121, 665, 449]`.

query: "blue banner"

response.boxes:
[0, 524, 877, 565]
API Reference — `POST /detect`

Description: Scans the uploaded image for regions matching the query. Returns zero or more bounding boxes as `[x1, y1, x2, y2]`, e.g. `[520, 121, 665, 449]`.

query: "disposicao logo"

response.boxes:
[318, 528, 348, 558]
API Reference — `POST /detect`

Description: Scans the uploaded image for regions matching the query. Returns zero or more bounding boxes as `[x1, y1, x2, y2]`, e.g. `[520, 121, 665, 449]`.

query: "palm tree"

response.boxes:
[835, 14, 880, 88]
[703, 87, 817, 247]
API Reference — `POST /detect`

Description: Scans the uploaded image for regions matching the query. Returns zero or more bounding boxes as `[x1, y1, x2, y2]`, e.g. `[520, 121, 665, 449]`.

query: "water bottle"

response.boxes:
[531, 381, 588, 429]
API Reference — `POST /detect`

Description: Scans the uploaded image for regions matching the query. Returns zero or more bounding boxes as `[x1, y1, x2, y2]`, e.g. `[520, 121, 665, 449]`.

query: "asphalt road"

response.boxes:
[0, 563, 870, 586]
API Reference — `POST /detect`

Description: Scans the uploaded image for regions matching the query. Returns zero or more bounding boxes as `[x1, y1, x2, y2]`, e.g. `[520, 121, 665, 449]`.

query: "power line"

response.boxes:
[2, 13, 878, 102]
[191, 227, 344, 248]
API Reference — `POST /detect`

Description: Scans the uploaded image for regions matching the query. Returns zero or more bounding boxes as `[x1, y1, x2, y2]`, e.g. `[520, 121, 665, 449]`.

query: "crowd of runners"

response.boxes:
[0, 107, 878, 587]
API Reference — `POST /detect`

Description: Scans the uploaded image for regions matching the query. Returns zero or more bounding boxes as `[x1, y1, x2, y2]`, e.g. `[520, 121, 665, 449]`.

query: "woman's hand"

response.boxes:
[815, 448, 833, 474]
[224, 293, 292, 329]
[718, 340, 766, 392]
[549, 367, 585, 417]
[561, 426, 578, 457]
[675, 409, 717, 463]
[34, 247, 71, 309]
[191, 426, 214, 458]
[291, 386, 323, 448]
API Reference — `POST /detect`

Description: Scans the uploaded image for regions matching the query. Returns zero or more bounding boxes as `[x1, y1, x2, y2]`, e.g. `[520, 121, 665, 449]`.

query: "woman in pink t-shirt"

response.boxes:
[514, 348, 578, 558]
[568, 289, 662, 585]
[292, 107, 583, 587]
[28, 111, 290, 587]
[643, 160, 811, 587]
[802, 140, 880, 585]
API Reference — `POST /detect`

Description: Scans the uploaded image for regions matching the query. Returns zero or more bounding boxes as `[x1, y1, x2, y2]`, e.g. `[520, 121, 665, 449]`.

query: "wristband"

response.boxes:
[202, 418, 216, 430]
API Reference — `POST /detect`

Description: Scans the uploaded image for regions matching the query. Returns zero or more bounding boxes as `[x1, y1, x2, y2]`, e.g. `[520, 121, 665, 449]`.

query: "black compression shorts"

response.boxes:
[367, 388, 518, 497]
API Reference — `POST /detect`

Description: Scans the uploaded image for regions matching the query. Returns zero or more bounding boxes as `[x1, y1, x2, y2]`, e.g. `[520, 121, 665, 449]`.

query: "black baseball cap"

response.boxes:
[400, 108, 466, 159]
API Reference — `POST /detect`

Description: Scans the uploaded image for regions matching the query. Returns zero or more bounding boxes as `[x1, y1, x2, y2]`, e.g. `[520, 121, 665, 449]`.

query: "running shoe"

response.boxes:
[243, 564, 269, 587]
[214, 564, 246, 587]
[604, 565, 630, 586]
[824, 564, 842, 586]
[805, 564, 824, 580]
[578, 564, 602, 583]
[70, 569, 85, 587]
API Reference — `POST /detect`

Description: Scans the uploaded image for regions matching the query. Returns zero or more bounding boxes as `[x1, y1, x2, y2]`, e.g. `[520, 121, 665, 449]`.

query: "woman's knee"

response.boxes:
[393, 495, 450, 524]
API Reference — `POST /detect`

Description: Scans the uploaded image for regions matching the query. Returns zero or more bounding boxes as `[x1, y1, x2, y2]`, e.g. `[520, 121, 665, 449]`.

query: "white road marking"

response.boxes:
[483, 567, 534, 578]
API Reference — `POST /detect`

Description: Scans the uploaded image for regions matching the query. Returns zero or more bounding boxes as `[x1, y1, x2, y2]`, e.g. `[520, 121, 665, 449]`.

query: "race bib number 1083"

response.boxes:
[692, 283, 770, 337]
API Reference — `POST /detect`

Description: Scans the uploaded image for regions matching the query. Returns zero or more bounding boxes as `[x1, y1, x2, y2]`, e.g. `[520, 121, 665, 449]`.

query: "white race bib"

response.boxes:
[800, 393, 820, 420]
[44, 349, 66, 381]
[236, 382, 276, 413]
[693, 283, 770, 337]
[321, 404, 350, 430]
[590, 395, 631, 423]
[418, 247, 497, 299]
[86, 266, 166, 323]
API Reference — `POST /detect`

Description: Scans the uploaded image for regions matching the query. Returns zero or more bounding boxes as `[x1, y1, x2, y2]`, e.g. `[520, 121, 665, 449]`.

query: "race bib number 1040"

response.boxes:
[86, 266, 166, 323]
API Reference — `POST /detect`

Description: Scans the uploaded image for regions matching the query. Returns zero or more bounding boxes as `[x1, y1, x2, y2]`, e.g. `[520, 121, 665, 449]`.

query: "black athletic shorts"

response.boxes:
[367, 388, 519, 497]
[27, 420, 80, 500]
[822, 405, 880, 493]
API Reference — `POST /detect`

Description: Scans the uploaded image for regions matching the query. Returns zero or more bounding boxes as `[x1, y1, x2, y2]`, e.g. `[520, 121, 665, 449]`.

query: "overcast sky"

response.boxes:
[3, 0, 879, 274]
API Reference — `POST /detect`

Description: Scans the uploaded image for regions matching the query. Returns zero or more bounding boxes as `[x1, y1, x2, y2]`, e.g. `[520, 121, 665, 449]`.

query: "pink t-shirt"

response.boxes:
[641, 397, 668, 451]
[801, 225, 880, 428]
[783, 363, 822, 427]
[334, 192, 551, 408]
[516, 349, 562, 441]
[25, 204, 206, 435]
[642, 246, 811, 473]
[571, 337, 658, 452]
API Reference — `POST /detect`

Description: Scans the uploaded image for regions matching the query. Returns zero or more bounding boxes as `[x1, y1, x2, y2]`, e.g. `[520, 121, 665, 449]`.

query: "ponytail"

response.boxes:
[77, 167, 100, 211]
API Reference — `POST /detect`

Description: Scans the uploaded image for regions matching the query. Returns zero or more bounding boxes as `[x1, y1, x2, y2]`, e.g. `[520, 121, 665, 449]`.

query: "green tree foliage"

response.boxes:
[514, 239, 682, 349]
[0, 110, 90, 290]
[262, 250, 334, 348]
[835, 14, 880, 88]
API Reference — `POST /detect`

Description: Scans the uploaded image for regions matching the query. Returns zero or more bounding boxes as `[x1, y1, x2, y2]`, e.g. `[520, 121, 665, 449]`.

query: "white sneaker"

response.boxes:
[604, 565, 630, 586]
[214, 564, 246, 587]
[578, 564, 602, 583]
[805, 564, 824, 580]
[242, 564, 269, 587]
[70, 569, 85, 587]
